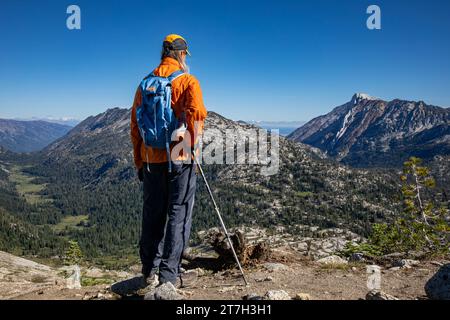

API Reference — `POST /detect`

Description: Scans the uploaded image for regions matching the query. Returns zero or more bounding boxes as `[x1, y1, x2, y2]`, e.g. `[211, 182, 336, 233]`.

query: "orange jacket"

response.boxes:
[130, 57, 207, 169]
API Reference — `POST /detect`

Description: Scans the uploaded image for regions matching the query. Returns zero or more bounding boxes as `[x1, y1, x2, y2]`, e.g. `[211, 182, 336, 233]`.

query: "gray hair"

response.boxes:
[161, 49, 189, 73]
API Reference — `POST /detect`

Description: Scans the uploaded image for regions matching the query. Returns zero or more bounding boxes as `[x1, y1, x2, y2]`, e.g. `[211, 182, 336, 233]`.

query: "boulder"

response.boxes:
[264, 290, 291, 300]
[66, 265, 81, 289]
[110, 276, 148, 296]
[366, 265, 382, 291]
[144, 282, 182, 300]
[393, 259, 420, 269]
[349, 253, 365, 262]
[425, 264, 450, 300]
[294, 293, 311, 300]
[263, 262, 290, 272]
[316, 255, 348, 265]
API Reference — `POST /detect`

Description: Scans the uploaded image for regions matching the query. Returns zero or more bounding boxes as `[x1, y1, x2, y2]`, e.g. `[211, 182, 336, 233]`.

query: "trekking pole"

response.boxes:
[193, 154, 249, 286]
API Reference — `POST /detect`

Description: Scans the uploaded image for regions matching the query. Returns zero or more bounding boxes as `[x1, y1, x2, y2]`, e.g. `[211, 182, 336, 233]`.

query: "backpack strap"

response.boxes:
[167, 70, 185, 82]
[142, 72, 155, 81]
[166, 70, 184, 173]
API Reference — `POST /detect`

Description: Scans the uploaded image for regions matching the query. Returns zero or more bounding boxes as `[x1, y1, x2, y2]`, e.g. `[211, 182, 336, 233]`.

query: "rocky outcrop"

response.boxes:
[198, 226, 362, 263]
[0, 251, 65, 299]
[264, 290, 291, 300]
[0, 250, 137, 300]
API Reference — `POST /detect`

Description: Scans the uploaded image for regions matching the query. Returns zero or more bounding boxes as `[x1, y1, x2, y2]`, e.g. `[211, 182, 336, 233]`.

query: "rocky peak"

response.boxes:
[288, 95, 450, 167]
[351, 93, 379, 105]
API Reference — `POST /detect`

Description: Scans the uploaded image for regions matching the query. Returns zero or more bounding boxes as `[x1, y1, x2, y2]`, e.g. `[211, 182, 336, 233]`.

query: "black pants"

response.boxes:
[139, 162, 196, 284]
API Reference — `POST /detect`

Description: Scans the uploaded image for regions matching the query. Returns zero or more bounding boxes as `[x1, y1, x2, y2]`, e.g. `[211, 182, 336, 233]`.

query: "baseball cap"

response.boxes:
[163, 34, 191, 56]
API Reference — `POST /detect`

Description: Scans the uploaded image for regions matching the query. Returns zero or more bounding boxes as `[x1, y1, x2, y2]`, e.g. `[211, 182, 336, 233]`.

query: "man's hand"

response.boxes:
[138, 168, 144, 182]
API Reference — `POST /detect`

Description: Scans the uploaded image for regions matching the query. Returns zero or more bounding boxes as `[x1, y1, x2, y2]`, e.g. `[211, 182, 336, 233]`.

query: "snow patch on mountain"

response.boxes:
[336, 108, 356, 140]
[351, 93, 378, 105]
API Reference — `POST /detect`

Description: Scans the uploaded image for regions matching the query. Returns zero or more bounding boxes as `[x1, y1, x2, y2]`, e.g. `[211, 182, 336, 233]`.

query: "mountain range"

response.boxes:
[288, 93, 450, 167]
[0, 95, 448, 264]
[0, 107, 409, 262]
[0, 119, 73, 153]
[13, 117, 81, 127]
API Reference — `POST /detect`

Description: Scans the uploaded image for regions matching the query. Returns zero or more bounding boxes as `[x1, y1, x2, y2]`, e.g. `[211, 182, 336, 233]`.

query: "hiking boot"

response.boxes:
[136, 273, 159, 296]
[144, 272, 159, 287]
[158, 270, 198, 289]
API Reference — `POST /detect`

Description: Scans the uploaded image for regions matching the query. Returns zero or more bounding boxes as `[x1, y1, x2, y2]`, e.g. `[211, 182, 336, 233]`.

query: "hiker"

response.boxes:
[130, 34, 207, 287]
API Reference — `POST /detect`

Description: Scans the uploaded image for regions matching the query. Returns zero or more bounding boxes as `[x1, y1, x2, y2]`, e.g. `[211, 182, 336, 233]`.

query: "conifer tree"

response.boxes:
[65, 240, 83, 265]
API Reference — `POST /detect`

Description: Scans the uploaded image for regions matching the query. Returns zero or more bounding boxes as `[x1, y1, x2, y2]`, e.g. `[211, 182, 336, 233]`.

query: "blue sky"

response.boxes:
[0, 0, 449, 122]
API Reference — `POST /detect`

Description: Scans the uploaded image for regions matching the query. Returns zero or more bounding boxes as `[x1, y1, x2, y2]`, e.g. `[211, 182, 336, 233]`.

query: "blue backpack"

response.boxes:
[136, 70, 185, 172]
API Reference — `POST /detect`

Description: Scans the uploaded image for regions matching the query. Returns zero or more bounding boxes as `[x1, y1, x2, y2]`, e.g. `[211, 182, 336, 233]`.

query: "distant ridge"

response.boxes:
[0, 119, 72, 153]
